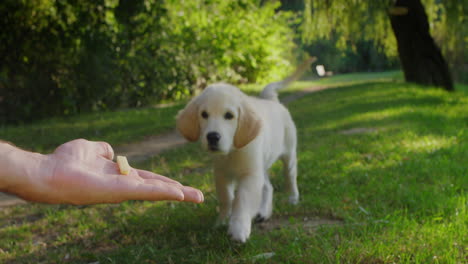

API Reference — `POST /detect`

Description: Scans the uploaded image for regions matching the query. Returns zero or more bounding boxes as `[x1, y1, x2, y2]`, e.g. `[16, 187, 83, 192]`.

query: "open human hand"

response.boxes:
[5, 139, 203, 205]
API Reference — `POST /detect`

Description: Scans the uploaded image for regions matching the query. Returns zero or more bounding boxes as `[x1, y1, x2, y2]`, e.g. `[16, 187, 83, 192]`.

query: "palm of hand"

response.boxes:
[38, 139, 202, 204]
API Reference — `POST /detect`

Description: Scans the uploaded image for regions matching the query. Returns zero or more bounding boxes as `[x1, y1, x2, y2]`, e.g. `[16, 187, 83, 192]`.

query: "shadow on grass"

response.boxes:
[289, 81, 466, 216]
[6, 202, 348, 264]
[292, 82, 467, 135]
[4, 201, 269, 263]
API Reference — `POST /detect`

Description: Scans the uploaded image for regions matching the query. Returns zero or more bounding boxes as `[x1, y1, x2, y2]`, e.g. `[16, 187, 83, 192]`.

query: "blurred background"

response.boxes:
[1, 0, 466, 124]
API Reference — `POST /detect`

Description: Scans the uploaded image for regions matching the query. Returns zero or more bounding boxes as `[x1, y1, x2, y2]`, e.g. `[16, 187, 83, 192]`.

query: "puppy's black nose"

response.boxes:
[207, 132, 221, 145]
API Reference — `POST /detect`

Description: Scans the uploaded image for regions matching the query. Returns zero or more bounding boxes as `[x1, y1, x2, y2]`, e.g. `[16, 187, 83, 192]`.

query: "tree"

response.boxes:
[301, 0, 467, 91]
[389, 0, 453, 91]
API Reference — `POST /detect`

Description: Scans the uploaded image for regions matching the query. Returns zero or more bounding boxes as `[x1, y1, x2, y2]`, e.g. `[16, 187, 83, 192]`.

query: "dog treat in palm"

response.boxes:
[116, 156, 131, 175]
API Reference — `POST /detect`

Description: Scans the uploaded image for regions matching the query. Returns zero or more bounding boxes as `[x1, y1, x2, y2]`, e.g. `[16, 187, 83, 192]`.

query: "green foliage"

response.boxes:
[302, 38, 399, 74]
[0, 0, 121, 122]
[0, 0, 295, 123]
[277, 0, 399, 74]
[163, 0, 295, 86]
[425, 0, 468, 83]
[302, 0, 396, 56]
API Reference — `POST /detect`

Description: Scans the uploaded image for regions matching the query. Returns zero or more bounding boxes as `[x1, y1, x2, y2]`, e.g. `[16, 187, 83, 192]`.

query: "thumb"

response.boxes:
[95, 141, 114, 160]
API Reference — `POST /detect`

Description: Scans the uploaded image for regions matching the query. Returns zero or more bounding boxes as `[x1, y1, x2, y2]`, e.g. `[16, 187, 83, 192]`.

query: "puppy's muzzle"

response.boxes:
[207, 132, 221, 150]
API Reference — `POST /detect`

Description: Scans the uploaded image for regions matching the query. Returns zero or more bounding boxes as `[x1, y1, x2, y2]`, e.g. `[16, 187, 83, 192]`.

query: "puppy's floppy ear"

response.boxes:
[176, 97, 200, 142]
[234, 99, 262, 148]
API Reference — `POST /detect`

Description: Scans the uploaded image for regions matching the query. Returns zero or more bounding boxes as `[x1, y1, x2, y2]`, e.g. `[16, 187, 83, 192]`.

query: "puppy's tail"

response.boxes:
[260, 56, 316, 101]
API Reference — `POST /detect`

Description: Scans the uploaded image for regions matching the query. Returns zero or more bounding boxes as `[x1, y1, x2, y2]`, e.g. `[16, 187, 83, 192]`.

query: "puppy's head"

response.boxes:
[176, 83, 262, 154]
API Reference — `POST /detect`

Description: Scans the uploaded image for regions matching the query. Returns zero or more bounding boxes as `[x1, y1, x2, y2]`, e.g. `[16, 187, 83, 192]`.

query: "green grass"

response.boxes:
[455, 83, 468, 94]
[242, 70, 403, 93]
[0, 71, 401, 153]
[1, 72, 467, 263]
[0, 103, 185, 153]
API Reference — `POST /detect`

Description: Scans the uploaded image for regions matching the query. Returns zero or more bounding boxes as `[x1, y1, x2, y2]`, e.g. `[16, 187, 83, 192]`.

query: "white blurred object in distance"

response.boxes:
[316, 65, 326, 77]
[315, 64, 333, 77]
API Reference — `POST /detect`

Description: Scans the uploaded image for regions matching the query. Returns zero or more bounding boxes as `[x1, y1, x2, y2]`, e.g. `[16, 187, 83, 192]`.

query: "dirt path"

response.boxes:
[0, 193, 26, 207]
[0, 86, 329, 208]
[114, 130, 187, 162]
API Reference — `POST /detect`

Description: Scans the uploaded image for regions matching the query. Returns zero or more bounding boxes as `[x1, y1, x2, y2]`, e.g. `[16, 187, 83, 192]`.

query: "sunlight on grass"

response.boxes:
[179, 159, 204, 169]
[401, 134, 456, 154]
[350, 196, 467, 263]
[298, 70, 403, 89]
[240, 70, 403, 93]
[314, 107, 410, 132]
[357, 107, 414, 121]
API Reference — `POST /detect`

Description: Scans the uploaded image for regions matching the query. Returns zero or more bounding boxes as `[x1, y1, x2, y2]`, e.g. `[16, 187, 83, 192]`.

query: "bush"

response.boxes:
[0, 0, 295, 124]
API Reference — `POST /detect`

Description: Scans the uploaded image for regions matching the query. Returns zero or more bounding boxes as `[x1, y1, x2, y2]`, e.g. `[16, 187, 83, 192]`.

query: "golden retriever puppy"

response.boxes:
[177, 58, 314, 242]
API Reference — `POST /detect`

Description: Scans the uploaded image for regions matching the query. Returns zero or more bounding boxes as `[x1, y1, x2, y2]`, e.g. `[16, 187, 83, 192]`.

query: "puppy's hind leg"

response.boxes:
[255, 171, 273, 223]
[281, 152, 299, 205]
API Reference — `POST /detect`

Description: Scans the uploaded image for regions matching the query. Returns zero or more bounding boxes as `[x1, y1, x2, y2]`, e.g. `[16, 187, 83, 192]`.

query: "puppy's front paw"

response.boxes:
[228, 218, 251, 243]
[256, 204, 272, 223]
[288, 194, 299, 205]
[254, 214, 266, 223]
[254, 209, 272, 223]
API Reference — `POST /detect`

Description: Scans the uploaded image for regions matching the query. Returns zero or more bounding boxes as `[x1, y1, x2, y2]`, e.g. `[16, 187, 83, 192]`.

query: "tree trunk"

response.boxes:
[389, 0, 454, 91]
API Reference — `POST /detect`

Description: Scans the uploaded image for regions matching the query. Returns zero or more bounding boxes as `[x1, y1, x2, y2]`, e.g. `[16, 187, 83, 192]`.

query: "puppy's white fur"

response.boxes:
[177, 59, 314, 242]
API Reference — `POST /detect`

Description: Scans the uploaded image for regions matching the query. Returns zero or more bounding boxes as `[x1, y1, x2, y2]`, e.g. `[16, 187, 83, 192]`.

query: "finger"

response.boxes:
[136, 169, 182, 186]
[96, 141, 114, 160]
[124, 180, 185, 202]
[180, 186, 204, 203]
[142, 180, 203, 203]
[143, 178, 182, 186]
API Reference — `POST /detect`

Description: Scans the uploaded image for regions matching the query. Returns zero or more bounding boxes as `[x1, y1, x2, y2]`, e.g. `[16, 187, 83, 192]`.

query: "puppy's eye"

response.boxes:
[201, 111, 209, 119]
[224, 112, 234, 120]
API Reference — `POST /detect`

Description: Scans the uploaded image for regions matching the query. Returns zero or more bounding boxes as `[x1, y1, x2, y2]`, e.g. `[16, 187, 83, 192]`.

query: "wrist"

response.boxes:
[0, 143, 46, 194]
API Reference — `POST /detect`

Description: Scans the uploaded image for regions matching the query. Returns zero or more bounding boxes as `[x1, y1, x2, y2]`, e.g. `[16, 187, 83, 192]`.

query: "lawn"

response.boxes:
[0, 103, 185, 153]
[0, 72, 467, 263]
